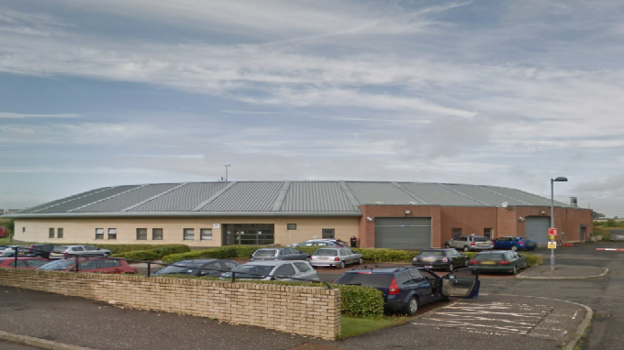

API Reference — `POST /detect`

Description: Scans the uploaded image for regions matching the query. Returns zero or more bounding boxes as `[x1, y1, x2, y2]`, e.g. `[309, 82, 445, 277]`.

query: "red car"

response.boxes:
[0, 257, 51, 269]
[37, 257, 137, 274]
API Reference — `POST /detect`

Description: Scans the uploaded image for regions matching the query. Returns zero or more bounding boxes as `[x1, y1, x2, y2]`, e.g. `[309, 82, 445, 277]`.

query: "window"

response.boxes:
[293, 262, 311, 272]
[49, 228, 55, 239]
[108, 228, 117, 240]
[95, 228, 104, 240]
[322, 229, 335, 239]
[57, 228, 63, 238]
[223, 261, 238, 270]
[200, 228, 212, 241]
[287, 223, 297, 230]
[484, 228, 493, 239]
[452, 228, 462, 238]
[152, 228, 163, 240]
[136, 228, 147, 240]
[274, 263, 296, 277]
[183, 228, 195, 240]
[22, 227, 25, 233]
[98, 259, 120, 268]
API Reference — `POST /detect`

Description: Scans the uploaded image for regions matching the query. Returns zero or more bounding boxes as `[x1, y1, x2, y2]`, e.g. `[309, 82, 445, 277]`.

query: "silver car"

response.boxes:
[310, 247, 363, 269]
[52, 245, 112, 259]
[445, 235, 494, 252]
[222, 260, 319, 282]
[251, 248, 310, 261]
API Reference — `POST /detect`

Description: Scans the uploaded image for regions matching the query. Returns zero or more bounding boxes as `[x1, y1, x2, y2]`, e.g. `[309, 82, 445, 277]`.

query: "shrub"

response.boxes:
[353, 248, 415, 263]
[523, 253, 542, 266]
[161, 245, 273, 264]
[112, 244, 191, 261]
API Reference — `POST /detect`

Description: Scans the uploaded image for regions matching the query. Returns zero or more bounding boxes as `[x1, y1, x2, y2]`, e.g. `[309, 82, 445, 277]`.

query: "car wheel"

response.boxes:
[405, 296, 419, 316]
[358, 257, 364, 265]
[447, 263, 454, 272]
[463, 246, 470, 252]
[512, 265, 518, 275]
[337, 261, 345, 269]
[511, 246, 518, 251]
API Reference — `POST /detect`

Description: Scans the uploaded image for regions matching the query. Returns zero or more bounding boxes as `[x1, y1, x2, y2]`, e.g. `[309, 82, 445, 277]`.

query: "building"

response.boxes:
[4, 181, 593, 248]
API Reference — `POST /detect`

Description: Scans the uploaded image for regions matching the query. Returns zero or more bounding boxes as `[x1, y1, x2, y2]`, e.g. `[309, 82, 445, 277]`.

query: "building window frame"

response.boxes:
[452, 228, 462, 238]
[49, 228, 55, 239]
[484, 228, 493, 239]
[108, 228, 117, 240]
[152, 228, 163, 240]
[322, 229, 335, 239]
[200, 228, 212, 241]
[183, 228, 195, 241]
[287, 223, 297, 230]
[95, 228, 104, 240]
[136, 228, 147, 240]
[57, 228, 64, 239]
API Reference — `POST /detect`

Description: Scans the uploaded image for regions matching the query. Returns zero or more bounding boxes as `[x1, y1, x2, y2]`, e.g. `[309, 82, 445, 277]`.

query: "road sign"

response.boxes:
[548, 228, 557, 236]
[548, 241, 557, 249]
[549, 234, 556, 241]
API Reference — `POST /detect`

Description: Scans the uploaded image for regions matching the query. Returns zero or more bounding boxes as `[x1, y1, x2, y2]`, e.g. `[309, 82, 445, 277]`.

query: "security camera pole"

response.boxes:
[550, 177, 568, 270]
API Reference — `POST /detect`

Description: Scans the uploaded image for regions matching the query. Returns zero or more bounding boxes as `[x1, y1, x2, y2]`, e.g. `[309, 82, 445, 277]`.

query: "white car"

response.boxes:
[221, 260, 319, 282]
[288, 239, 348, 248]
[50, 245, 112, 259]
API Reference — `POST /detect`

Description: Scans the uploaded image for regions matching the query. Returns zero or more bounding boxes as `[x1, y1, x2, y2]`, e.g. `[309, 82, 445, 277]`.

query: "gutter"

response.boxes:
[3, 211, 363, 219]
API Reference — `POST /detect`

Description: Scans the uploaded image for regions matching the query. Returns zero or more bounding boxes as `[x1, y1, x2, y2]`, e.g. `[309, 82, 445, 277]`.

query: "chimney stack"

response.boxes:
[570, 197, 578, 207]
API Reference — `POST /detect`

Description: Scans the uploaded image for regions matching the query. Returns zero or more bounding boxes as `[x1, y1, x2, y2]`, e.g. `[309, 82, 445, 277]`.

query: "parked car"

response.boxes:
[51, 245, 111, 259]
[49, 245, 69, 259]
[492, 236, 537, 251]
[0, 245, 29, 257]
[153, 259, 239, 277]
[288, 239, 348, 248]
[221, 260, 319, 281]
[0, 257, 51, 269]
[468, 251, 528, 275]
[251, 248, 310, 261]
[335, 266, 480, 316]
[310, 247, 363, 269]
[8, 244, 56, 259]
[445, 235, 493, 252]
[38, 257, 137, 274]
[412, 248, 468, 271]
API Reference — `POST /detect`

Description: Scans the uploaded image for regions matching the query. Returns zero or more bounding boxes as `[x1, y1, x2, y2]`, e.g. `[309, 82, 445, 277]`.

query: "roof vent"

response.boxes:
[570, 197, 578, 207]
[409, 201, 418, 205]
[375, 201, 384, 205]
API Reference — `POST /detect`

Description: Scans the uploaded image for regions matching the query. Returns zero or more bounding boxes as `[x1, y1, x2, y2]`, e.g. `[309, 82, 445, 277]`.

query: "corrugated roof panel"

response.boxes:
[399, 183, 483, 206]
[200, 182, 283, 212]
[444, 184, 527, 206]
[129, 182, 230, 212]
[346, 182, 421, 205]
[73, 184, 180, 213]
[281, 182, 359, 212]
[17, 187, 110, 213]
[35, 186, 141, 213]
[482, 186, 567, 207]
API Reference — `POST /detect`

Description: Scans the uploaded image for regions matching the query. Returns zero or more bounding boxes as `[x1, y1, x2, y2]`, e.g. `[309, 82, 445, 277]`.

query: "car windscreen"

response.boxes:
[419, 251, 443, 257]
[253, 250, 278, 257]
[474, 253, 505, 261]
[335, 273, 394, 288]
[155, 261, 205, 275]
[314, 249, 338, 257]
[229, 265, 275, 279]
[38, 259, 74, 270]
[474, 237, 489, 242]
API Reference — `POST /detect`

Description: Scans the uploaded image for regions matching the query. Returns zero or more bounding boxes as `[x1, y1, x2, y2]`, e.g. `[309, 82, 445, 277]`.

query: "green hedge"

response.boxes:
[162, 245, 273, 264]
[111, 244, 191, 261]
[295, 246, 416, 263]
[522, 253, 542, 266]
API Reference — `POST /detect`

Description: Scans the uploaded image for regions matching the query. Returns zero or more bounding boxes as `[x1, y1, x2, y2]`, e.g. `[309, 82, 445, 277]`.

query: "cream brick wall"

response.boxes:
[14, 217, 359, 247]
[0, 269, 341, 340]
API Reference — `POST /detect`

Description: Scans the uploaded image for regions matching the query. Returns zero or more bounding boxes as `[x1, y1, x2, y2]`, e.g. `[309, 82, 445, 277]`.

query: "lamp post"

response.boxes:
[550, 176, 568, 270]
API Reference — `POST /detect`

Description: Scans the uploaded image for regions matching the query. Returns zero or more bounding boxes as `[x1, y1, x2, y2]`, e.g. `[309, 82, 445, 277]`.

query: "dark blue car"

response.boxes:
[335, 266, 480, 316]
[493, 236, 537, 251]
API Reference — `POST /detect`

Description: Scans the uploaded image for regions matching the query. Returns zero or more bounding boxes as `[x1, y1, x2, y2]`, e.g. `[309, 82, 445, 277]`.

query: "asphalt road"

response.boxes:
[0, 340, 42, 350]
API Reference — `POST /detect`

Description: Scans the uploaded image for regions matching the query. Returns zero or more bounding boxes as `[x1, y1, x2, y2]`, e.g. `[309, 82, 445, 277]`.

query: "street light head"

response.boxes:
[553, 176, 568, 182]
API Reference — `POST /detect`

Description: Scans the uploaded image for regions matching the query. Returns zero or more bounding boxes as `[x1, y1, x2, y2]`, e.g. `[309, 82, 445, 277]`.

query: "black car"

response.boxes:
[0, 244, 55, 259]
[335, 266, 480, 316]
[153, 259, 240, 277]
[412, 248, 468, 271]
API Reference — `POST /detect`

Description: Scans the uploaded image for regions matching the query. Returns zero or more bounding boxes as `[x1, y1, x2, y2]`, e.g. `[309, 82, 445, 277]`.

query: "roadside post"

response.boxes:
[549, 228, 557, 269]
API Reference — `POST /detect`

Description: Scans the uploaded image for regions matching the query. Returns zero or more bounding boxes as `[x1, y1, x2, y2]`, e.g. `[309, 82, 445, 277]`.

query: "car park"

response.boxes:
[469, 250, 528, 275]
[412, 248, 468, 271]
[251, 247, 310, 261]
[2, 244, 56, 258]
[492, 236, 537, 251]
[288, 239, 348, 248]
[0, 245, 29, 257]
[51, 245, 112, 259]
[310, 247, 363, 269]
[38, 257, 137, 274]
[0, 257, 51, 269]
[335, 266, 480, 316]
[445, 235, 493, 252]
[153, 259, 239, 277]
[221, 260, 319, 281]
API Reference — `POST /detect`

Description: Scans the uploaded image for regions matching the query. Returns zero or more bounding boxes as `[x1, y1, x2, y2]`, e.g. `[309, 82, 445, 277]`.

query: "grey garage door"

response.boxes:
[525, 217, 550, 246]
[374, 217, 432, 249]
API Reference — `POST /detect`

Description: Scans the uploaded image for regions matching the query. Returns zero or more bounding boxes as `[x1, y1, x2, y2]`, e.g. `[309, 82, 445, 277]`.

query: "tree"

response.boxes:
[0, 219, 13, 233]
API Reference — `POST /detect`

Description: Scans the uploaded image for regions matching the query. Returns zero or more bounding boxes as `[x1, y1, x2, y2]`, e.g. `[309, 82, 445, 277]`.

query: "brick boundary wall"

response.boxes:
[0, 269, 341, 340]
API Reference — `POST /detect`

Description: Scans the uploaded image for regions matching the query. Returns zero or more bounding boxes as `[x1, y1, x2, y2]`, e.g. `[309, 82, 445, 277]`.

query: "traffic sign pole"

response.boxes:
[549, 228, 557, 269]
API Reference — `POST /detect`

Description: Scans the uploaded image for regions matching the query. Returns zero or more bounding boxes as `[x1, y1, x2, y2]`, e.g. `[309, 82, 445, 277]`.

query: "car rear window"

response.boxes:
[314, 249, 338, 257]
[474, 253, 505, 260]
[230, 265, 275, 279]
[335, 273, 394, 288]
[52, 246, 67, 253]
[254, 249, 277, 257]
[156, 261, 204, 275]
[38, 259, 73, 270]
[473, 237, 489, 242]
[419, 251, 443, 257]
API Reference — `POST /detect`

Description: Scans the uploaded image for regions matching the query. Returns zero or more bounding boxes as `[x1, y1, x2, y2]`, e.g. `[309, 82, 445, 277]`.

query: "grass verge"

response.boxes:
[0, 237, 11, 245]
[340, 316, 409, 339]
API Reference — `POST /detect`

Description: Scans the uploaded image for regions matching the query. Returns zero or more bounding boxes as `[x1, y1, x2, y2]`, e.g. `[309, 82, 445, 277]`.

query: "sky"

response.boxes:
[0, 0, 623, 217]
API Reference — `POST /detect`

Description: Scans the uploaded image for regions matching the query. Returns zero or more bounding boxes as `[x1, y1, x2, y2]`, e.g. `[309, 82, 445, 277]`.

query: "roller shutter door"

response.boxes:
[374, 217, 431, 249]
[525, 217, 550, 246]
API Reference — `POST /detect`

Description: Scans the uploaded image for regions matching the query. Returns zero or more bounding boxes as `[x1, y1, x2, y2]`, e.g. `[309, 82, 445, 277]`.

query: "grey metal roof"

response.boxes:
[8, 181, 573, 218]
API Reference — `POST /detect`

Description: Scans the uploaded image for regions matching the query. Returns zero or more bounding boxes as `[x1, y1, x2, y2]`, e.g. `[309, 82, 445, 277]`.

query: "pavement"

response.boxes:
[0, 262, 601, 350]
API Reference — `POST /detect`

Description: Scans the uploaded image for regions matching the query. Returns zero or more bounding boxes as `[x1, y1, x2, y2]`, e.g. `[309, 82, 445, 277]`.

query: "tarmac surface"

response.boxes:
[0, 244, 614, 350]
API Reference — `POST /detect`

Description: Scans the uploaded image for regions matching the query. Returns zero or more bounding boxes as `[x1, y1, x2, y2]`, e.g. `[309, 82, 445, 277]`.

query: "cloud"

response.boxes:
[0, 112, 80, 119]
